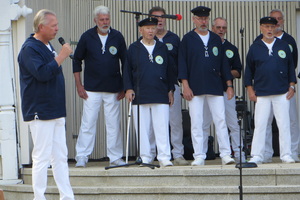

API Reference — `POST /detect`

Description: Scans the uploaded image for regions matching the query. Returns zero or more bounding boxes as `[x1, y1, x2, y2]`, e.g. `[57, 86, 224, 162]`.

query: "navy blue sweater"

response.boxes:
[73, 26, 127, 92]
[18, 35, 66, 121]
[222, 39, 242, 91]
[245, 38, 296, 96]
[254, 31, 298, 69]
[156, 31, 180, 85]
[178, 30, 233, 96]
[123, 39, 175, 105]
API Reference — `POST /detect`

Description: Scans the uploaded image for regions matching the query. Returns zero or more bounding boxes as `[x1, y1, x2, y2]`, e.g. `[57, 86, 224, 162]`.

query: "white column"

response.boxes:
[0, 0, 31, 180]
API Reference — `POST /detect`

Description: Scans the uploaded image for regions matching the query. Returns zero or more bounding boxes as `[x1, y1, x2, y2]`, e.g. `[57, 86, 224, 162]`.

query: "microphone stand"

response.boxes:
[105, 10, 160, 170]
[235, 27, 257, 200]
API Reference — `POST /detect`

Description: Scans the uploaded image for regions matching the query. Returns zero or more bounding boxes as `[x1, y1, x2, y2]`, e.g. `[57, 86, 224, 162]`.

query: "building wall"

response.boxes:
[18, 0, 300, 162]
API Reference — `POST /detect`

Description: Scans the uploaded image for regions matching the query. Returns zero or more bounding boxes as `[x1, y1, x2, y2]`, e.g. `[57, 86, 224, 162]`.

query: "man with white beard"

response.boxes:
[73, 5, 127, 167]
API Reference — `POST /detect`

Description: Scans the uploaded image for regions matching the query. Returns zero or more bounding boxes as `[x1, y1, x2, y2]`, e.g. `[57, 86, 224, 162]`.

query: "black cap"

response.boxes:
[191, 6, 211, 17]
[138, 17, 158, 27]
[260, 17, 278, 25]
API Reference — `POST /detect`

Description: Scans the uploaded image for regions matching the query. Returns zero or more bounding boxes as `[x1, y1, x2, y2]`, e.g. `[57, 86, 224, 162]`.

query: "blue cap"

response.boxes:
[138, 17, 158, 27]
[191, 6, 211, 17]
[260, 17, 278, 25]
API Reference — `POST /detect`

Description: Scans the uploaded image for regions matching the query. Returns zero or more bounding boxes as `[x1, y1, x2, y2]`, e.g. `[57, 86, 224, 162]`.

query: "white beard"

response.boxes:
[98, 25, 110, 34]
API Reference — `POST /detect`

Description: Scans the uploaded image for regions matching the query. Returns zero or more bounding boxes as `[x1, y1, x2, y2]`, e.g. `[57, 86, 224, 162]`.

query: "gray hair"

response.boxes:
[33, 9, 56, 33]
[212, 17, 227, 26]
[270, 9, 285, 19]
[93, 5, 110, 19]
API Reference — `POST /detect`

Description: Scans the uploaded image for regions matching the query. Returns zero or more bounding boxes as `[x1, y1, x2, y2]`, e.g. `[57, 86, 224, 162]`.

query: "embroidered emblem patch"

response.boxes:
[212, 47, 218, 56]
[109, 46, 117, 55]
[226, 50, 234, 58]
[166, 43, 173, 51]
[278, 50, 286, 58]
[155, 55, 164, 64]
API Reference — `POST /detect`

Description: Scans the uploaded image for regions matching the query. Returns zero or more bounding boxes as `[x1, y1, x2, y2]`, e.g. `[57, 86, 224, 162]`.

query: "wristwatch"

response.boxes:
[290, 85, 295, 91]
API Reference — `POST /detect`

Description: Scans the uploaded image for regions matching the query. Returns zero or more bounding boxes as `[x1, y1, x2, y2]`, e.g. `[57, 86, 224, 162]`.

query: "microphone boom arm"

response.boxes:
[120, 10, 182, 20]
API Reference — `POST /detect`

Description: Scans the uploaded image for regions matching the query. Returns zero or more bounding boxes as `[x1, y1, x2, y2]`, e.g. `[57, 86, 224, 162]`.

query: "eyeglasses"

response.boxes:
[194, 16, 209, 22]
[274, 17, 283, 21]
[261, 24, 276, 29]
[215, 26, 227, 30]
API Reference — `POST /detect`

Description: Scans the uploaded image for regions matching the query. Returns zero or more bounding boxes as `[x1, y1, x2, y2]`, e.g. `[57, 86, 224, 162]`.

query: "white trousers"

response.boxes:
[264, 95, 300, 158]
[133, 104, 171, 162]
[189, 95, 232, 159]
[75, 91, 123, 163]
[251, 94, 292, 160]
[149, 85, 184, 159]
[29, 118, 74, 200]
[203, 92, 242, 156]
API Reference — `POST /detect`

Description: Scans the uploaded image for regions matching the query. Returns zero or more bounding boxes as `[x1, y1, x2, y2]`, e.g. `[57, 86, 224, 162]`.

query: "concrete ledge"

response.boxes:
[2, 184, 300, 194]
[2, 184, 300, 200]
[0, 179, 23, 185]
[15, 160, 300, 199]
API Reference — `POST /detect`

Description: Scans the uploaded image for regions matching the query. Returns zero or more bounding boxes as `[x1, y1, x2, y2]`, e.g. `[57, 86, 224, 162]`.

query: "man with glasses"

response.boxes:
[245, 17, 296, 164]
[178, 6, 235, 166]
[202, 17, 244, 163]
[260, 9, 299, 163]
[147, 6, 189, 166]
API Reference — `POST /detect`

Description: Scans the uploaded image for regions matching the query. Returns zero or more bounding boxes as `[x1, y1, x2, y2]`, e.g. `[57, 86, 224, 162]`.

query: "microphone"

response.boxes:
[240, 28, 244, 37]
[58, 37, 74, 59]
[161, 14, 182, 21]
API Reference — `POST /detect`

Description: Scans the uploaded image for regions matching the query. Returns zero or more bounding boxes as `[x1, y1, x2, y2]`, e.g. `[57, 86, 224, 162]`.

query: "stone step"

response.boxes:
[2, 184, 300, 200]
[21, 162, 300, 187]
[2, 158, 300, 199]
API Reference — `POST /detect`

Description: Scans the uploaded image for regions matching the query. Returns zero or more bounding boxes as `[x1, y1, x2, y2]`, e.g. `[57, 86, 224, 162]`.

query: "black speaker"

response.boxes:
[182, 109, 194, 160]
[182, 109, 216, 160]
[271, 117, 280, 156]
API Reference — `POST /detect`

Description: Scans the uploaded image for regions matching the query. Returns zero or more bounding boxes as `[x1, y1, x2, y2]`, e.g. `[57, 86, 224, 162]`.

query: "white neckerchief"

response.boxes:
[98, 33, 108, 54]
[262, 38, 276, 56]
[198, 32, 210, 57]
[141, 40, 156, 63]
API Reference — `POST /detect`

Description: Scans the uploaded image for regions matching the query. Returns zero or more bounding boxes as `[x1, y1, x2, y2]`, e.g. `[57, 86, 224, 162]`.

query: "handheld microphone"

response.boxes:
[161, 14, 182, 21]
[58, 37, 74, 59]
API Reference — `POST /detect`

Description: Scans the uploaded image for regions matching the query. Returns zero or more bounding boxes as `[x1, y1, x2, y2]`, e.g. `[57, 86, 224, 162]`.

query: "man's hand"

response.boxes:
[247, 86, 257, 102]
[55, 43, 73, 66]
[226, 87, 234, 100]
[76, 84, 88, 100]
[117, 91, 125, 100]
[168, 91, 174, 106]
[74, 72, 87, 99]
[181, 79, 194, 101]
[286, 87, 295, 100]
[125, 89, 135, 102]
